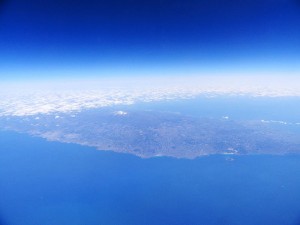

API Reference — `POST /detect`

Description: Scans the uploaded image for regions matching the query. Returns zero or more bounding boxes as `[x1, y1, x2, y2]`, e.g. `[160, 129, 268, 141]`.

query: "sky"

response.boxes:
[0, 0, 300, 80]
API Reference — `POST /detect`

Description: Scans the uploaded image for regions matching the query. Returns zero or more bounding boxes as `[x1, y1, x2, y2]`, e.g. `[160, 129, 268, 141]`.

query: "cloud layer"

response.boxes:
[1, 76, 299, 116]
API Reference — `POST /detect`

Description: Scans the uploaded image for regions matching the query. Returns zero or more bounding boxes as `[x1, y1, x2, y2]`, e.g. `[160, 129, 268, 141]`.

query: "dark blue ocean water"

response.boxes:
[1, 131, 300, 225]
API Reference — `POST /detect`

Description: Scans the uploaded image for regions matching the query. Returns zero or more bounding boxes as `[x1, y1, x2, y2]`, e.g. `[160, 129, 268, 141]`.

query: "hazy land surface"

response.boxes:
[1, 97, 300, 158]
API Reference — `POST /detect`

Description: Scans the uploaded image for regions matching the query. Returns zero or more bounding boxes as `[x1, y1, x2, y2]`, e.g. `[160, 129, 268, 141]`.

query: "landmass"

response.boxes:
[1, 108, 300, 158]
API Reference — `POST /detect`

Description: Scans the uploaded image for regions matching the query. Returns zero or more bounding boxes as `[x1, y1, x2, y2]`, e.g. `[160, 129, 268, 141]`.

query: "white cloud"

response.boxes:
[0, 76, 299, 117]
[261, 120, 300, 125]
[114, 111, 128, 116]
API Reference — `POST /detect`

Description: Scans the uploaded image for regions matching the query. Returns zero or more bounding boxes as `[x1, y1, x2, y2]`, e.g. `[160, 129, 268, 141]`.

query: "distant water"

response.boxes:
[1, 131, 300, 225]
[126, 96, 300, 122]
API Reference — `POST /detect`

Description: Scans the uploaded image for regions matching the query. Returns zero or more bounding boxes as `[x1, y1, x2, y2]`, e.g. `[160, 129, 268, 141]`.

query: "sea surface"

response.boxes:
[1, 97, 300, 225]
[1, 131, 300, 225]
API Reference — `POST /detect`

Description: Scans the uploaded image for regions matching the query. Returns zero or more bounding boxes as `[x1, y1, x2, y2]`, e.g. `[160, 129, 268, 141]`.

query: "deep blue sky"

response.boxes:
[0, 0, 299, 79]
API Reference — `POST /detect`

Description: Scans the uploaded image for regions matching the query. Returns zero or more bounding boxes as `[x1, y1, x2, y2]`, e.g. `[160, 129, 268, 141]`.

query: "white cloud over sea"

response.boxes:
[0, 76, 299, 116]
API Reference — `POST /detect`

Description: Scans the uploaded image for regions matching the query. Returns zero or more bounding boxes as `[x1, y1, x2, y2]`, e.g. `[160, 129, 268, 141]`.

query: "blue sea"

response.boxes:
[1, 131, 300, 225]
[1, 97, 300, 225]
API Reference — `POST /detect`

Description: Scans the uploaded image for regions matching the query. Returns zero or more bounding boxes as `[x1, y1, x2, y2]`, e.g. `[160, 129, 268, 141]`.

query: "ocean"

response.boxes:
[1, 131, 300, 225]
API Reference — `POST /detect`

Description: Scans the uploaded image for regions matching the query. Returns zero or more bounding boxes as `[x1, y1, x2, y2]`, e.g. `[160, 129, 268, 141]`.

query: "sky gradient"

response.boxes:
[0, 0, 300, 80]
